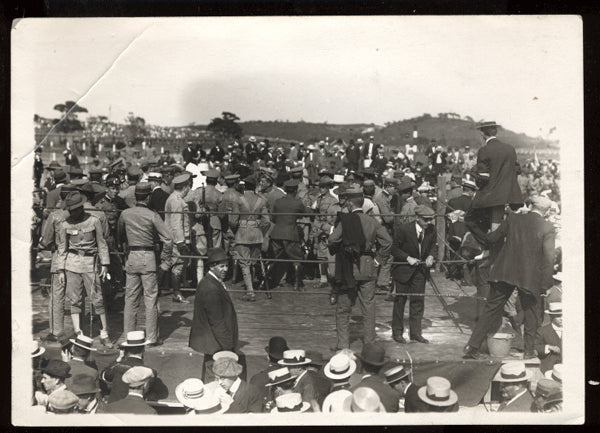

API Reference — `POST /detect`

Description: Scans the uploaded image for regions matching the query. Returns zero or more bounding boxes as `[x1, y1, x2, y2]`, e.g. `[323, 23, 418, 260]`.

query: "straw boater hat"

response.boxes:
[278, 349, 311, 366]
[476, 121, 500, 129]
[494, 361, 533, 382]
[270, 392, 310, 413]
[120, 330, 147, 347]
[69, 334, 97, 352]
[545, 302, 562, 315]
[342, 387, 385, 412]
[264, 367, 297, 387]
[175, 378, 224, 413]
[382, 364, 411, 385]
[324, 353, 357, 380]
[321, 389, 353, 412]
[544, 364, 563, 382]
[417, 376, 458, 407]
[31, 340, 46, 358]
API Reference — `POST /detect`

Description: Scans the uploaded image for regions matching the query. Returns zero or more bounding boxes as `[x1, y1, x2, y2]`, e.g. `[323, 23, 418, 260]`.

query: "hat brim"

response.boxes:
[494, 369, 533, 382]
[278, 358, 312, 366]
[120, 341, 148, 348]
[544, 309, 562, 315]
[476, 123, 500, 129]
[271, 401, 311, 413]
[544, 370, 562, 382]
[32, 346, 46, 358]
[175, 382, 221, 410]
[356, 354, 387, 367]
[69, 339, 98, 352]
[66, 196, 86, 210]
[384, 371, 411, 385]
[321, 390, 353, 412]
[264, 374, 298, 387]
[417, 386, 458, 406]
[341, 395, 386, 412]
[324, 359, 357, 380]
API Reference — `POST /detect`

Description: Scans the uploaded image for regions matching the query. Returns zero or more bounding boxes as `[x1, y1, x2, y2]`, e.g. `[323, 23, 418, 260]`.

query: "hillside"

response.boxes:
[239, 116, 559, 151]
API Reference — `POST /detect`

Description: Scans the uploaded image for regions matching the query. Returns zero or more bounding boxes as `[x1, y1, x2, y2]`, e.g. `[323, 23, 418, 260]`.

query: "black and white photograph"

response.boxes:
[11, 16, 584, 425]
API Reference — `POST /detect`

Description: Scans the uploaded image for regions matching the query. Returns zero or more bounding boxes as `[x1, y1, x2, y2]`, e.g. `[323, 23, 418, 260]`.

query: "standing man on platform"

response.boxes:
[471, 121, 523, 230]
[328, 187, 392, 350]
[463, 196, 555, 360]
[56, 191, 112, 347]
[390, 205, 436, 344]
[117, 183, 174, 347]
[164, 172, 193, 304]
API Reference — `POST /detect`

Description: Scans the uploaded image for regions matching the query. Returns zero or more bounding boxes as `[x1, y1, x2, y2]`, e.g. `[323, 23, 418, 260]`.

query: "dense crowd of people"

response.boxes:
[30, 121, 563, 415]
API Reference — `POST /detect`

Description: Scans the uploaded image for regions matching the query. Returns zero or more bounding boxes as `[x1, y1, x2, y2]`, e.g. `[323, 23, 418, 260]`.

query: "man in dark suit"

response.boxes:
[345, 139, 361, 172]
[147, 172, 170, 218]
[250, 336, 289, 406]
[534, 302, 562, 373]
[212, 358, 263, 413]
[390, 205, 437, 344]
[380, 363, 424, 412]
[268, 179, 310, 291]
[189, 248, 240, 378]
[100, 366, 157, 414]
[495, 362, 534, 412]
[328, 187, 392, 350]
[350, 343, 401, 413]
[62, 335, 98, 389]
[471, 121, 523, 230]
[463, 196, 556, 359]
[210, 141, 225, 162]
[182, 142, 197, 166]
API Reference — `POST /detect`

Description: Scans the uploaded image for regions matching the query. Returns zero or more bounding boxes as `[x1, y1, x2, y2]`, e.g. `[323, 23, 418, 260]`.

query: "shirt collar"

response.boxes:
[505, 388, 528, 407]
[351, 208, 364, 213]
[415, 221, 423, 235]
[208, 270, 223, 284]
[485, 136, 497, 144]
[128, 391, 145, 399]
[85, 398, 98, 413]
[229, 377, 242, 397]
[551, 323, 562, 335]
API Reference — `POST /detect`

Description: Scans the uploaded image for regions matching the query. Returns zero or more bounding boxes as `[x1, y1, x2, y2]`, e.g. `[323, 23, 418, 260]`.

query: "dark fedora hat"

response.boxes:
[69, 373, 101, 396]
[206, 248, 228, 266]
[64, 191, 86, 210]
[357, 342, 387, 367]
[53, 169, 68, 184]
[265, 336, 289, 360]
[42, 359, 71, 379]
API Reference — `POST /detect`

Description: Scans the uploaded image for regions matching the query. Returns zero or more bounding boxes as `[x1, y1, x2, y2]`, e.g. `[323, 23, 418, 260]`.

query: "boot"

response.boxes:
[231, 261, 240, 284]
[171, 274, 189, 304]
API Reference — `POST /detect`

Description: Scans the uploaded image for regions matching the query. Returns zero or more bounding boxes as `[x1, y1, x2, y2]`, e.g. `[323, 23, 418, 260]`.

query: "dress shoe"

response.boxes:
[393, 335, 407, 344]
[42, 333, 60, 342]
[329, 294, 338, 305]
[100, 337, 113, 348]
[242, 293, 256, 302]
[463, 347, 488, 360]
[146, 340, 163, 348]
[410, 335, 429, 344]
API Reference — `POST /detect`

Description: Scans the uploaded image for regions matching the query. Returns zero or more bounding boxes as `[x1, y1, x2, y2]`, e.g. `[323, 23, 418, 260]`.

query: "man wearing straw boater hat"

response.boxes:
[324, 352, 357, 392]
[175, 378, 225, 414]
[342, 387, 385, 412]
[270, 392, 311, 413]
[415, 376, 459, 412]
[380, 363, 415, 411]
[534, 302, 562, 374]
[494, 361, 534, 412]
[279, 349, 331, 410]
[56, 191, 112, 348]
[62, 334, 98, 389]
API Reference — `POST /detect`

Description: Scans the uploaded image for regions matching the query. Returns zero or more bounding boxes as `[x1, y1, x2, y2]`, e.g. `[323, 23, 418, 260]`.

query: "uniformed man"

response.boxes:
[328, 187, 392, 350]
[160, 166, 175, 195]
[229, 174, 270, 302]
[164, 172, 193, 304]
[45, 169, 68, 216]
[119, 166, 142, 208]
[187, 169, 224, 281]
[259, 168, 285, 212]
[117, 183, 174, 346]
[373, 178, 397, 294]
[268, 179, 310, 291]
[56, 191, 112, 347]
[311, 176, 338, 288]
[362, 180, 383, 224]
[38, 184, 75, 341]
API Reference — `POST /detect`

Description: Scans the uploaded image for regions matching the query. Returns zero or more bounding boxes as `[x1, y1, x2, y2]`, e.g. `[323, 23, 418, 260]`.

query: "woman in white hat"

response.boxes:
[494, 362, 534, 412]
[416, 376, 459, 412]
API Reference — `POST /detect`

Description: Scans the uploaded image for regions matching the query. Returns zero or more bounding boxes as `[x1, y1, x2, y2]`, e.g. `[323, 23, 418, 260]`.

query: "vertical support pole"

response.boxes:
[436, 175, 446, 271]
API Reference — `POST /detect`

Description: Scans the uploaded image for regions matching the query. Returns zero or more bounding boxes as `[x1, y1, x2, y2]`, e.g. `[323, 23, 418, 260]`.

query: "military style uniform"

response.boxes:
[229, 185, 270, 299]
[117, 198, 173, 344]
[164, 189, 191, 283]
[219, 182, 242, 253]
[39, 203, 69, 337]
[56, 209, 110, 328]
[311, 188, 338, 281]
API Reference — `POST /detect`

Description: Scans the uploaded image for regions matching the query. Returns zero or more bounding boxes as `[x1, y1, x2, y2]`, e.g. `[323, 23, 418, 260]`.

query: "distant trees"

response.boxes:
[123, 112, 147, 140]
[52, 100, 88, 132]
[207, 111, 243, 140]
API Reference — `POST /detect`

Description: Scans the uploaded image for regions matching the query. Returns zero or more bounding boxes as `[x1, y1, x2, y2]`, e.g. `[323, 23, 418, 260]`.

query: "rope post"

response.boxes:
[436, 175, 447, 272]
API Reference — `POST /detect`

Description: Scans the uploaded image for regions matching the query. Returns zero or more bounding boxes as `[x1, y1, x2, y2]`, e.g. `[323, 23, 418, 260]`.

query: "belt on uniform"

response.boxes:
[68, 249, 96, 257]
[128, 246, 155, 251]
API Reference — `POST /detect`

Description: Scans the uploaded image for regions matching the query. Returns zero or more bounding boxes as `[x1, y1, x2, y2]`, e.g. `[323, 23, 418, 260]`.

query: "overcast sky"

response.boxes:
[14, 16, 582, 144]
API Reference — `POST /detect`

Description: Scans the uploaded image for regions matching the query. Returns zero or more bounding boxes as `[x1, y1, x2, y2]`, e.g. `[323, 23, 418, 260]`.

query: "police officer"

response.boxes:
[229, 174, 270, 302]
[117, 183, 174, 346]
[56, 191, 112, 347]
[38, 184, 76, 341]
[164, 172, 193, 304]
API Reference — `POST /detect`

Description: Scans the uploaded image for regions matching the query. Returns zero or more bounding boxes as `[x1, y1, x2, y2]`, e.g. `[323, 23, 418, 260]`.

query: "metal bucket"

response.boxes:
[486, 332, 514, 358]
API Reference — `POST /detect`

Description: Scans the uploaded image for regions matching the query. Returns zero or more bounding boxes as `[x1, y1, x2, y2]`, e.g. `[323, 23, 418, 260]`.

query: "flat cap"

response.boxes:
[135, 182, 152, 195]
[284, 179, 300, 188]
[48, 389, 79, 411]
[122, 366, 155, 387]
[173, 172, 192, 187]
[415, 205, 435, 218]
[212, 358, 243, 378]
